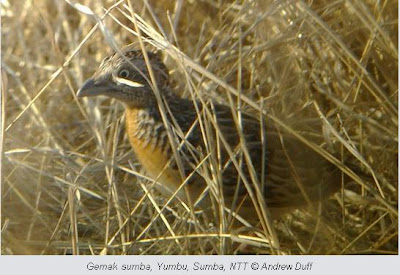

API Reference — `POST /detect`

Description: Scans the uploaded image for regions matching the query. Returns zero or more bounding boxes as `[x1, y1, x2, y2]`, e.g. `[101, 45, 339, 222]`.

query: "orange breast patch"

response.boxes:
[125, 108, 187, 202]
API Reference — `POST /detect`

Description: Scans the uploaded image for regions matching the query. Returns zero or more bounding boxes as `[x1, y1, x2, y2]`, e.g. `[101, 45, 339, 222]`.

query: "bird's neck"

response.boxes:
[124, 88, 196, 146]
[129, 87, 188, 117]
[125, 106, 166, 152]
[123, 88, 177, 144]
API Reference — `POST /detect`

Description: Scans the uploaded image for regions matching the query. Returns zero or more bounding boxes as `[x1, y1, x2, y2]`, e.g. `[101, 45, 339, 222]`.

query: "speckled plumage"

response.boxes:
[77, 47, 340, 221]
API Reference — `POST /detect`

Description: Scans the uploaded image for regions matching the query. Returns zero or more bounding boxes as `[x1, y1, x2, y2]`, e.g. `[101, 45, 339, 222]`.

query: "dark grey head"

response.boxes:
[77, 48, 169, 108]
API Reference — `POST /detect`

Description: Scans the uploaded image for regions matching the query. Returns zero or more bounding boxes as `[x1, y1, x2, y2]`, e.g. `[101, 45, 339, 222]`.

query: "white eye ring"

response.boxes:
[115, 77, 144, 88]
[119, 69, 130, 78]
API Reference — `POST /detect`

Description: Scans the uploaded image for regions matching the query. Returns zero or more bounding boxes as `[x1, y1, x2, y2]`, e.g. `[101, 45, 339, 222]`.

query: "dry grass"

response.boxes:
[1, 0, 398, 255]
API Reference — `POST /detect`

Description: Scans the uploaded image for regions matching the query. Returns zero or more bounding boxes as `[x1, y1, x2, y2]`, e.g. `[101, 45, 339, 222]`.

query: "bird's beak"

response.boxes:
[77, 78, 145, 98]
[77, 78, 115, 98]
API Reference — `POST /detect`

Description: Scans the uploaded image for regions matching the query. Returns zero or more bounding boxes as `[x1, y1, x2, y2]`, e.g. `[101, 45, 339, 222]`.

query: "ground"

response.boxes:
[1, 0, 397, 255]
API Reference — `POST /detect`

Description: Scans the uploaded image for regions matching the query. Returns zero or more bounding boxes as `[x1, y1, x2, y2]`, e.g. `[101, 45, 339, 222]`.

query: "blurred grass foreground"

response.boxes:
[1, 0, 398, 254]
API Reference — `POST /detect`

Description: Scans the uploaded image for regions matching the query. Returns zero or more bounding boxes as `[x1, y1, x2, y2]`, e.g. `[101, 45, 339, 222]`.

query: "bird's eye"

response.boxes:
[119, 69, 130, 78]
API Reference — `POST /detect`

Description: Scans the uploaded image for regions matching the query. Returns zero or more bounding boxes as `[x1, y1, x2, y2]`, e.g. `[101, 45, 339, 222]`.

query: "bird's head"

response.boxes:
[77, 47, 169, 108]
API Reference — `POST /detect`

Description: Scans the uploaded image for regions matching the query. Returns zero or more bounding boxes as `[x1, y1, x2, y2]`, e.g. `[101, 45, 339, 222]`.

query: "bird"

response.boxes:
[77, 46, 340, 225]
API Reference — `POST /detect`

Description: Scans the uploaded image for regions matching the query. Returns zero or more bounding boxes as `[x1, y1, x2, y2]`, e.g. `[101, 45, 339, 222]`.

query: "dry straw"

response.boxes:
[1, 0, 397, 255]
